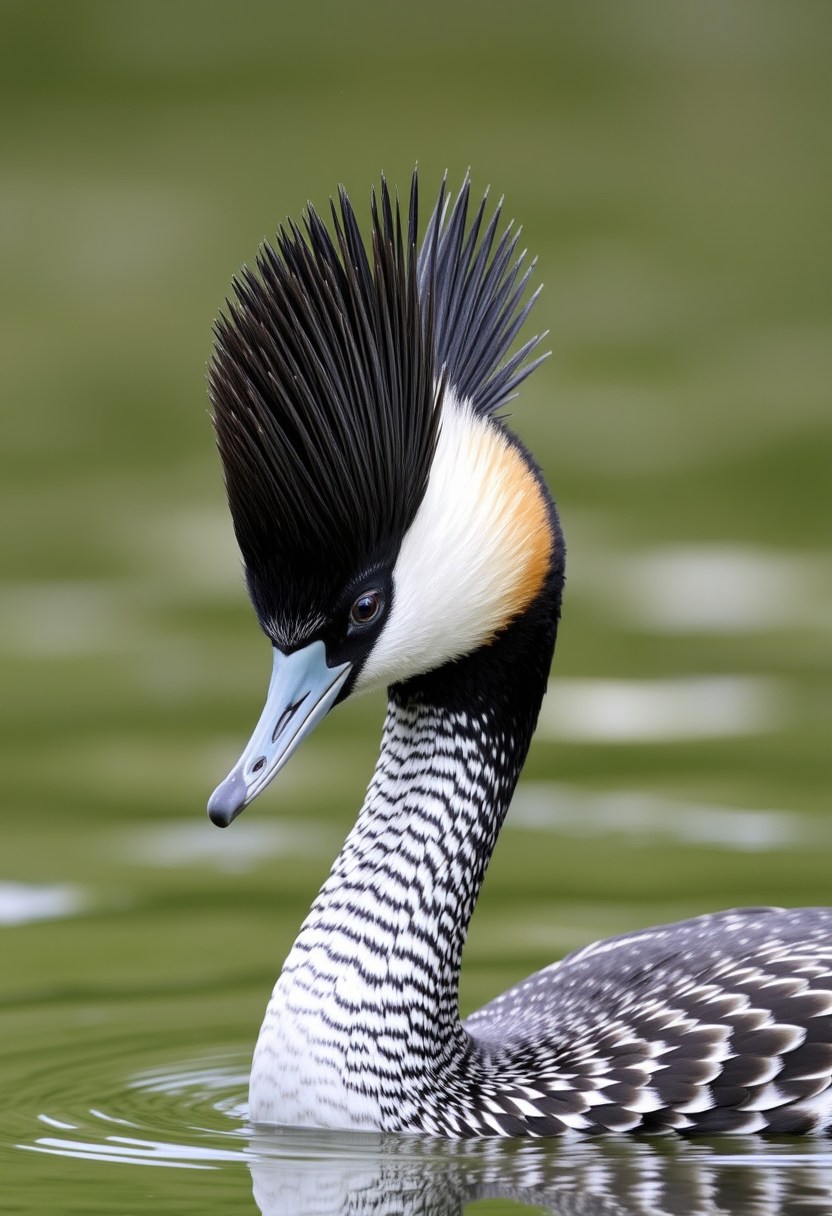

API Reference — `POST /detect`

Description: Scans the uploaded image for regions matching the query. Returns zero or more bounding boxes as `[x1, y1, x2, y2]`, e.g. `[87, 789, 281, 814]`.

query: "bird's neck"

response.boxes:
[250, 662, 546, 1130]
[323, 687, 528, 999]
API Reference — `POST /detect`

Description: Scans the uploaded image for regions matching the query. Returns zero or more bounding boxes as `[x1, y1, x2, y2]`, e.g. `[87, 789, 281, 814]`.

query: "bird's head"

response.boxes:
[207, 172, 561, 826]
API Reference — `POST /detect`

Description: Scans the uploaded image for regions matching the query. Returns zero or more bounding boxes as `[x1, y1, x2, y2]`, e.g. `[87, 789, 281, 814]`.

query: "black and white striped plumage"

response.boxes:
[207, 172, 832, 1138]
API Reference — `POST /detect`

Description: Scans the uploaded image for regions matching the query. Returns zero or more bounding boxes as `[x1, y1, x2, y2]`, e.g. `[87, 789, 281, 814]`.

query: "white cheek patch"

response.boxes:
[356, 392, 553, 694]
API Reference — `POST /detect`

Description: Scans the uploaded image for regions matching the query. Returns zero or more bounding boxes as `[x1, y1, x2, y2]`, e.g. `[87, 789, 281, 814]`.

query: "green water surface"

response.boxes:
[1, 3, 831, 1213]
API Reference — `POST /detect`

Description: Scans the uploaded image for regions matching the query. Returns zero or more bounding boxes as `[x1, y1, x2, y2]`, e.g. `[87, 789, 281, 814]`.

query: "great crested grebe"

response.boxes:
[206, 172, 832, 1138]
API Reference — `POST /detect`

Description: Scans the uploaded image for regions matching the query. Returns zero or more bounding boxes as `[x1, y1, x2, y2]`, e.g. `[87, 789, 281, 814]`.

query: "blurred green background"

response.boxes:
[0, 0, 830, 1209]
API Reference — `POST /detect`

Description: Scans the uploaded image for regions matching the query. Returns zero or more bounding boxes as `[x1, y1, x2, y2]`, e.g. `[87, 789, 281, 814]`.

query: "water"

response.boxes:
[2, 2, 831, 1211]
[4, 802, 832, 1214]
[7, 1023, 832, 1215]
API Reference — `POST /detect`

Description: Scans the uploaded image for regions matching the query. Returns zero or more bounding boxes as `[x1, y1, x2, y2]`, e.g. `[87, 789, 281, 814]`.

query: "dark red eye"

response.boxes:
[350, 591, 382, 626]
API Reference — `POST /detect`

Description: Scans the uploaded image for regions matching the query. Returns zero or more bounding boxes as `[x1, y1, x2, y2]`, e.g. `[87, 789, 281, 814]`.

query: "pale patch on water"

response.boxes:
[20, 1136, 241, 1169]
[116, 818, 335, 873]
[117, 505, 244, 599]
[509, 783, 826, 851]
[0, 881, 87, 925]
[131, 1059, 249, 1098]
[538, 675, 784, 742]
[621, 546, 832, 633]
[571, 544, 832, 633]
[0, 565, 240, 661]
[0, 581, 138, 657]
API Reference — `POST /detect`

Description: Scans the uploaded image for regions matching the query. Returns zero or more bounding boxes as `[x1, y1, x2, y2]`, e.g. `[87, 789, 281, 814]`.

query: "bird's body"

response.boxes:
[207, 173, 832, 1138]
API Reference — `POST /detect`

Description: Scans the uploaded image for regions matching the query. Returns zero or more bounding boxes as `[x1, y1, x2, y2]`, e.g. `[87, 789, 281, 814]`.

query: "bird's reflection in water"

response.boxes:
[247, 1126, 832, 1215]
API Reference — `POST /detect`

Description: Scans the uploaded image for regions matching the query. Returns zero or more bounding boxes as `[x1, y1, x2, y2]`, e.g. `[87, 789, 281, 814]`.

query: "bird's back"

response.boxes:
[459, 907, 832, 1135]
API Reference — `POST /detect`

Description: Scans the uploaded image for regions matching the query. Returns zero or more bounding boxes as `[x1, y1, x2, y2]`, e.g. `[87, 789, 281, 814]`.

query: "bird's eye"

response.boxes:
[350, 591, 382, 626]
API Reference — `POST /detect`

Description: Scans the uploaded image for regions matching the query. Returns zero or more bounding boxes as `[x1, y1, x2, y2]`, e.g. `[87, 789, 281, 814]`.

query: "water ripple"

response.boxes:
[9, 1045, 832, 1214]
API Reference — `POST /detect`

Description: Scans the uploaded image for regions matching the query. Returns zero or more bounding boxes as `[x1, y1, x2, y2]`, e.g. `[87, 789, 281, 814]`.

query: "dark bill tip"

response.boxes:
[207, 769, 248, 828]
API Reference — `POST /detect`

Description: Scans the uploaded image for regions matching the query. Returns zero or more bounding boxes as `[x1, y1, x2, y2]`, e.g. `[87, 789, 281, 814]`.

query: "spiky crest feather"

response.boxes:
[209, 171, 546, 630]
[419, 172, 548, 415]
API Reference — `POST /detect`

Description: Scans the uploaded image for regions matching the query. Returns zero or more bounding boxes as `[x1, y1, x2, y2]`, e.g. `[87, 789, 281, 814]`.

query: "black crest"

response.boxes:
[420, 173, 547, 415]
[209, 171, 545, 630]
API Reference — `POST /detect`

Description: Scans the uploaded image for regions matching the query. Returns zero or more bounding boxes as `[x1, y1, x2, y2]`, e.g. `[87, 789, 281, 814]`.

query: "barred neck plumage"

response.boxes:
[249, 675, 537, 1133]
